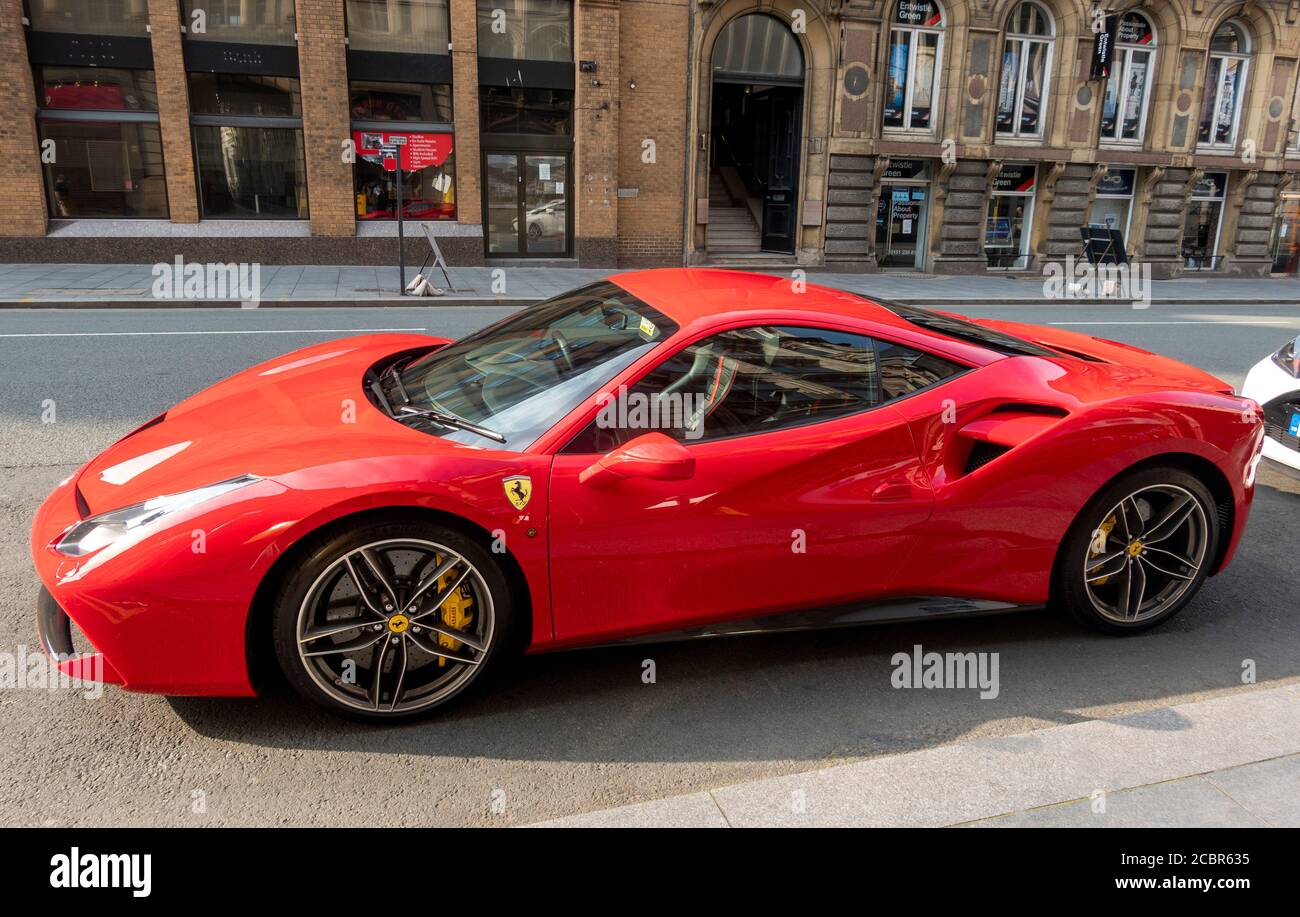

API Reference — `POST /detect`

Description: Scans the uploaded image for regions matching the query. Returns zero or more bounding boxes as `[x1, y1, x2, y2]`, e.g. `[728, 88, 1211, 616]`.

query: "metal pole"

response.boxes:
[396, 163, 406, 295]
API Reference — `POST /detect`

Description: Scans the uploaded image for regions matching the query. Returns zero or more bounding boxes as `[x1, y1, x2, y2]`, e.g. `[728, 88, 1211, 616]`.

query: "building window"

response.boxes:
[1197, 21, 1251, 150]
[1181, 172, 1228, 270]
[189, 74, 307, 218]
[1099, 13, 1156, 144]
[181, 0, 296, 45]
[883, 1, 944, 132]
[188, 73, 301, 117]
[476, 0, 571, 62]
[352, 131, 456, 221]
[34, 66, 168, 218]
[1290, 75, 1300, 152]
[480, 86, 572, 135]
[984, 163, 1037, 269]
[1089, 167, 1136, 248]
[996, 2, 1054, 139]
[346, 0, 449, 54]
[26, 0, 149, 36]
[350, 81, 453, 123]
[36, 65, 157, 111]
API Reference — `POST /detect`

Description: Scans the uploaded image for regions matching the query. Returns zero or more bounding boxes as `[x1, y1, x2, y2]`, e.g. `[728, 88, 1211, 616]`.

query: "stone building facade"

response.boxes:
[3, 0, 1299, 277]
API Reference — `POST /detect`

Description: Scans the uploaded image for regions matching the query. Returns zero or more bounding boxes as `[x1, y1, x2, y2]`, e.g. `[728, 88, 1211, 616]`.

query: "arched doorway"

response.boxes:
[708, 13, 805, 257]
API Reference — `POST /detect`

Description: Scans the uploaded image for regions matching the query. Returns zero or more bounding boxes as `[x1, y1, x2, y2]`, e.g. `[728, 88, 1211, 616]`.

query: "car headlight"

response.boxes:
[55, 475, 260, 557]
[1271, 336, 1300, 377]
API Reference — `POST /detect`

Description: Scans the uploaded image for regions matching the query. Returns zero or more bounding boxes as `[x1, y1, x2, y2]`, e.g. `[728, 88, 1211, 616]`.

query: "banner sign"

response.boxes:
[894, 0, 942, 26]
[1090, 14, 1119, 80]
[353, 130, 454, 172]
[1095, 168, 1135, 197]
[992, 163, 1037, 194]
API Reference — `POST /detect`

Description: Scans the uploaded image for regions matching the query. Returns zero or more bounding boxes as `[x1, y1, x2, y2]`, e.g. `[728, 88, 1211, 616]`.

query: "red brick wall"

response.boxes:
[0, 0, 47, 236]
[574, 0, 620, 265]
[297, 0, 354, 235]
[616, 0, 688, 266]
[450, 0, 482, 226]
[148, 0, 199, 222]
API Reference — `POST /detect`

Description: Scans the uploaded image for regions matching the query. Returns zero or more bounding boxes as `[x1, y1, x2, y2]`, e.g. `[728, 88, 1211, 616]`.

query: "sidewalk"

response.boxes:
[1, 262, 1298, 308]
[532, 682, 1300, 827]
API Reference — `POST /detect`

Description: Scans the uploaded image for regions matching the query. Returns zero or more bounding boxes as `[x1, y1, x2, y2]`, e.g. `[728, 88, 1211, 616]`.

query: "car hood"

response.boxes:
[966, 317, 1233, 394]
[75, 334, 452, 514]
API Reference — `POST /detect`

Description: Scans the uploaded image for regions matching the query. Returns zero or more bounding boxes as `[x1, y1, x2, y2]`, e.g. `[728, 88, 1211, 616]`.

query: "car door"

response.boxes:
[546, 323, 942, 646]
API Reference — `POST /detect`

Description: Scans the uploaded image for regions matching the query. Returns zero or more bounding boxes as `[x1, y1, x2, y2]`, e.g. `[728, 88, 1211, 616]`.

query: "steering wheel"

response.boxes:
[552, 330, 576, 372]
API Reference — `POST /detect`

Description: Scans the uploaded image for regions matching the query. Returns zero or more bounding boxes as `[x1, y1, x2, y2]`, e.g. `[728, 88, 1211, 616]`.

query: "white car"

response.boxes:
[1242, 335, 1300, 475]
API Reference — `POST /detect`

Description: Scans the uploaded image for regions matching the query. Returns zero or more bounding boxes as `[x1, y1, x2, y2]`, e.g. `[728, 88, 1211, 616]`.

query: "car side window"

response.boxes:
[564, 325, 894, 452]
[877, 339, 965, 401]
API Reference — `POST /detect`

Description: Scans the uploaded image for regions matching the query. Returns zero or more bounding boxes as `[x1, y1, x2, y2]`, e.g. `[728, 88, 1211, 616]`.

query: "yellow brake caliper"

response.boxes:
[1089, 515, 1118, 586]
[434, 555, 474, 666]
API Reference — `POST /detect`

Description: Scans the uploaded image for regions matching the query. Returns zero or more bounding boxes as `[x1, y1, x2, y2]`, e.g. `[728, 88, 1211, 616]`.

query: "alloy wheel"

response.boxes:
[1082, 484, 1209, 624]
[295, 538, 494, 714]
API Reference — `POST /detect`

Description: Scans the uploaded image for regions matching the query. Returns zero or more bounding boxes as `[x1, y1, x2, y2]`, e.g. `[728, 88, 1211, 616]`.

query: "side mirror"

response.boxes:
[578, 432, 696, 488]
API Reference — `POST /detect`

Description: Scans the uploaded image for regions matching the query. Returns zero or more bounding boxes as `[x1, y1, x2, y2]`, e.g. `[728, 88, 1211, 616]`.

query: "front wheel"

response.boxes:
[271, 518, 516, 722]
[1054, 467, 1219, 634]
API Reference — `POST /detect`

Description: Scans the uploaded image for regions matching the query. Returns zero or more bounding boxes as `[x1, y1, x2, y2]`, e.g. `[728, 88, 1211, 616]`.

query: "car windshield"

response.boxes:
[394, 282, 677, 451]
[877, 302, 1060, 358]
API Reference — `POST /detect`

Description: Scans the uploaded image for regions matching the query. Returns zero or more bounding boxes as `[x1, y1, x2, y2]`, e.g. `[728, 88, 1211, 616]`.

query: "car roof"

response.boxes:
[608, 268, 923, 333]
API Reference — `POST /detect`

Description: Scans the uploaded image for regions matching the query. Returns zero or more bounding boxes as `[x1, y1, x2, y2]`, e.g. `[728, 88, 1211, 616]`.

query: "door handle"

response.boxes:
[870, 479, 913, 501]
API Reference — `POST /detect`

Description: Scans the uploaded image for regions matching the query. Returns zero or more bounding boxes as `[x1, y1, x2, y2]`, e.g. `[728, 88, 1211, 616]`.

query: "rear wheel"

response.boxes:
[271, 518, 515, 722]
[1054, 467, 1218, 634]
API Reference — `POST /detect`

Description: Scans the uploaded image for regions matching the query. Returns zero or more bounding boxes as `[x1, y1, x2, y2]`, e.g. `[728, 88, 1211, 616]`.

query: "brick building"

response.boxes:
[3, 0, 1300, 277]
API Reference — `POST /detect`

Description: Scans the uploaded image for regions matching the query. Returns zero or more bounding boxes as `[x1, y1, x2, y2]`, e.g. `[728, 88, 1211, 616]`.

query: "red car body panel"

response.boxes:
[30, 269, 1263, 696]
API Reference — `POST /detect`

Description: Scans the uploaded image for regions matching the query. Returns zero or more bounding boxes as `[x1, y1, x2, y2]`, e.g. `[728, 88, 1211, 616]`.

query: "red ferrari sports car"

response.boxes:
[32, 269, 1263, 721]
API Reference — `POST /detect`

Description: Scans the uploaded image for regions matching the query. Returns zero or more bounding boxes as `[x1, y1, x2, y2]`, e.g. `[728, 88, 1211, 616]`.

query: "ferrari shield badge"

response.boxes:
[503, 475, 532, 511]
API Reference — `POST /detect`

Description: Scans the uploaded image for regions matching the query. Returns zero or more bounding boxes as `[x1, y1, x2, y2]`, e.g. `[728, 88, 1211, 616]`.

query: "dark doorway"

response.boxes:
[708, 14, 804, 258]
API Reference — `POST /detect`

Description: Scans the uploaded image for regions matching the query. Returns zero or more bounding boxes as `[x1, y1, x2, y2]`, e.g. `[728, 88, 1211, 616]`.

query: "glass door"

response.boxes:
[484, 150, 570, 257]
[875, 184, 927, 269]
[486, 152, 520, 255]
[523, 154, 567, 254]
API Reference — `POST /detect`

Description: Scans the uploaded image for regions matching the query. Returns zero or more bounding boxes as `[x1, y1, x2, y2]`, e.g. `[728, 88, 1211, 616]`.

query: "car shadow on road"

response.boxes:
[163, 470, 1300, 764]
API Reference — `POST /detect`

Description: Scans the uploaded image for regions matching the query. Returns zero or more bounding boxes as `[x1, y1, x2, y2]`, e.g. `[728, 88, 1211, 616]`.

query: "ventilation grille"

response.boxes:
[965, 441, 1010, 475]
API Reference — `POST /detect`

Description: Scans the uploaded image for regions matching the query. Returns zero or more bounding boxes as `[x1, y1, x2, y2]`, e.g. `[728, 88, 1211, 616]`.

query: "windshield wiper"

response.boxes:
[382, 361, 412, 404]
[396, 405, 507, 444]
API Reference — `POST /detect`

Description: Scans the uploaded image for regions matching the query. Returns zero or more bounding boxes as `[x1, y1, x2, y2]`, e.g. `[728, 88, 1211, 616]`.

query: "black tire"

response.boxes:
[1053, 466, 1219, 635]
[271, 516, 518, 722]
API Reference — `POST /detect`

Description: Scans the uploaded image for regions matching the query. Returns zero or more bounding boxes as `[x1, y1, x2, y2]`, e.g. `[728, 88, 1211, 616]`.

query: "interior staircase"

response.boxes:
[706, 171, 762, 256]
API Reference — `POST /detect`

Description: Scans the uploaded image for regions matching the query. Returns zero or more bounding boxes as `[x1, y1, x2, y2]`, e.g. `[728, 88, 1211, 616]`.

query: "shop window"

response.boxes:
[187, 73, 301, 117]
[349, 81, 452, 123]
[1271, 195, 1300, 274]
[476, 0, 571, 62]
[996, 2, 1054, 139]
[352, 130, 456, 221]
[984, 163, 1037, 269]
[40, 120, 168, 218]
[26, 0, 149, 36]
[480, 86, 572, 135]
[188, 75, 306, 218]
[883, 1, 944, 132]
[1197, 22, 1251, 150]
[193, 125, 307, 218]
[1099, 13, 1156, 144]
[36, 66, 158, 111]
[1181, 172, 1228, 270]
[34, 65, 167, 218]
[180, 0, 296, 45]
[346, 0, 449, 54]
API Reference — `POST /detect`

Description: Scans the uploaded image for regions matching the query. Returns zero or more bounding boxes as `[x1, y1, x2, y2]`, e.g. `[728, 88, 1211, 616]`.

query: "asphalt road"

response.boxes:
[2, 301, 1299, 826]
